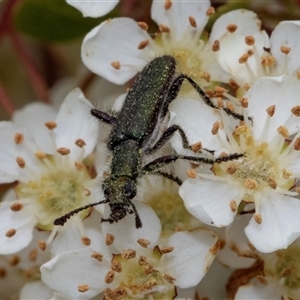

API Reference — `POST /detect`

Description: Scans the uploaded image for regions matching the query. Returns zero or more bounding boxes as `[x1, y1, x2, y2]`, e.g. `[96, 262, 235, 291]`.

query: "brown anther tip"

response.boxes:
[226, 163, 237, 175]
[10, 202, 23, 211]
[160, 246, 174, 254]
[139, 255, 147, 265]
[212, 40, 220, 52]
[111, 260, 122, 272]
[163, 273, 176, 284]
[239, 97, 248, 108]
[280, 45, 291, 54]
[291, 106, 300, 117]
[226, 101, 235, 112]
[81, 236, 91, 246]
[226, 23, 237, 33]
[206, 6, 215, 16]
[35, 150, 47, 159]
[16, 157, 25, 168]
[38, 240, 47, 251]
[229, 79, 239, 90]
[262, 55, 276, 67]
[239, 53, 249, 64]
[56, 147, 71, 155]
[189, 16, 197, 28]
[211, 121, 220, 135]
[277, 126, 289, 138]
[106, 233, 115, 246]
[78, 284, 90, 293]
[6, 229, 16, 237]
[294, 137, 300, 151]
[266, 105, 275, 117]
[105, 270, 115, 284]
[111, 61, 121, 70]
[159, 24, 170, 33]
[91, 252, 103, 262]
[245, 35, 255, 46]
[230, 200, 237, 212]
[243, 83, 250, 91]
[14, 133, 24, 144]
[254, 213, 262, 224]
[137, 238, 150, 248]
[282, 169, 292, 179]
[9, 255, 20, 266]
[267, 177, 277, 189]
[74, 161, 85, 171]
[137, 22, 148, 31]
[137, 40, 149, 50]
[0, 268, 6, 278]
[29, 249, 38, 261]
[186, 169, 197, 179]
[45, 121, 57, 130]
[191, 142, 202, 153]
[214, 86, 227, 93]
[164, 0, 172, 10]
[75, 139, 86, 148]
[244, 178, 258, 190]
[121, 249, 136, 259]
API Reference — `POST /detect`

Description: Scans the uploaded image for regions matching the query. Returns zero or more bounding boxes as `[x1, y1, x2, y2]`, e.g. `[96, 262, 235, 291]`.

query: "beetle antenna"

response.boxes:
[130, 202, 142, 228]
[54, 199, 109, 226]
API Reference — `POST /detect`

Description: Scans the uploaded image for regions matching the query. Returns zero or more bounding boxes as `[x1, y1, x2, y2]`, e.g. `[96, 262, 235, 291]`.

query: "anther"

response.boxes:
[226, 23, 238, 33]
[277, 126, 289, 138]
[5, 229, 16, 237]
[111, 61, 121, 70]
[78, 284, 90, 292]
[254, 213, 262, 224]
[226, 102, 235, 112]
[206, 6, 215, 16]
[200, 71, 211, 82]
[262, 55, 276, 67]
[105, 270, 115, 284]
[144, 263, 157, 275]
[106, 233, 115, 246]
[137, 22, 148, 31]
[91, 252, 103, 262]
[0, 268, 6, 278]
[191, 142, 202, 152]
[214, 86, 227, 94]
[217, 98, 224, 108]
[164, 273, 176, 284]
[137, 40, 149, 50]
[113, 287, 127, 298]
[45, 121, 57, 130]
[226, 163, 237, 175]
[235, 124, 249, 135]
[186, 169, 197, 179]
[9, 255, 20, 266]
[229, 79, 239, 90]
[266, 105, 275, 117]
[291, 106, 300, 117]
[244, 178, 258, 190]
[297, 71, 300, 79]
[243, 83, 250, 91]
[212, 40, 220, 52]
[282, 169, 292, 179]
[239, 53, 249, 64]
[240, 97, 248, 108]
[164, 0, 172, 10]
[57, 147, 71, 155]
[160, 246, 174, 254]
[296, 187, 300, 193]
[188, 16, 197, 28]
[16, 157, 25, 168]
[211, 121, 220, 135]
[139, 256, 147, 265]
[35, 150, 47, 159]
[137, 238, 150, 248]
[294, 137, 300, 151]
[74, 161, 85, 171]
[245, 35, 255, 46]
[111, 261, 122, 272]
[38, 240, 46, 251]
[121, 249, 136, 259]
[10, 202, 23, 211]
[230, 200, 237, 212]
[159, 24, 170, 33]
[280, 45, 291, 54]
[29, 249, 38, 261]
[14, 133, 24, 144]
[267, 177, 277, 189]
[75, 139, 86, 148]
[82, 236, 91, 246]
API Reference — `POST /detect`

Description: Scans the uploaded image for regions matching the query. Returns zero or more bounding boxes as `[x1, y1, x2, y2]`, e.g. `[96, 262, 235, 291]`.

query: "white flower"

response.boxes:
[0, 88, 100, 254]
[174, 74, 300, 253]
[213, 15, 300, 88]
[66, 0, 119, 18]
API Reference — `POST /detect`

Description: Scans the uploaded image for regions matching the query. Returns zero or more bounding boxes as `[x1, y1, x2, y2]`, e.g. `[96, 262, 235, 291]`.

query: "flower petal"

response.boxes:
[20, 281, 53, 299]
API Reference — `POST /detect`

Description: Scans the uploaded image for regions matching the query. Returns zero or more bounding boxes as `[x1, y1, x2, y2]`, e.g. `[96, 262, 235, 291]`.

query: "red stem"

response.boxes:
[0, 83, 16, 116]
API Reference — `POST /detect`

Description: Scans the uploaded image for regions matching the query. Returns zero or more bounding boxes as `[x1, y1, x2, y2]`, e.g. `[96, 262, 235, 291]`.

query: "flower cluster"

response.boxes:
[1, 0, 300, 299]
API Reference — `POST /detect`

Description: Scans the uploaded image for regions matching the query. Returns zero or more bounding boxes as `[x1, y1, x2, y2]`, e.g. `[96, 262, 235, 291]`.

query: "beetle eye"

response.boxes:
[124, 182, 136, 199]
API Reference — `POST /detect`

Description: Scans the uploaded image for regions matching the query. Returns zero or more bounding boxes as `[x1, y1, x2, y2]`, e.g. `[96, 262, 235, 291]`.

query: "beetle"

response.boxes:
[54, 55, 243, 228]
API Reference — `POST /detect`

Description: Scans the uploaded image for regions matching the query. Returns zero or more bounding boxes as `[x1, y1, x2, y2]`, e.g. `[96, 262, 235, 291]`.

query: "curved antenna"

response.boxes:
[54, 199, 108, 226]
[130, 202, 142, 228]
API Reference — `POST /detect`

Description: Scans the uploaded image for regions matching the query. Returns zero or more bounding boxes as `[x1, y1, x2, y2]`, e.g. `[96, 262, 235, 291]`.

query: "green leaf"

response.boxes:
[14, 0, 113, 43]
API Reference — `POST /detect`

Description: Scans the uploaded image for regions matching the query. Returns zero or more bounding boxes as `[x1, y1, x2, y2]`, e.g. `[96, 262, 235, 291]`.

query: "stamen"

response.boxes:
[137, 238, 150, 248]
[137, 40, 149, 50]
[16, 157, 26, 168]
[137, 22, 148, 31]
[277, 126, 289, 138]
[230, 200, 237, 212]
[266, 105, 275, 117]
[82, 236, 91, 246]
[106, 233, 115, 246]
[191, 142, 202, 152]
[38, 240, 47, 251]
[111, 61, 121, 70]
[44, 122, 57, 130]
[35, 150, 47, 159]
[164, 0, 172, 10]
[226, 24, 237, 33]
[75, 139, 86, 148]
[188, 16, 197, 28]
[206, 6, 215, 16]
[254, 213, 262, 224]
[121, 249, 136, 259]
[163, 273, 176, 284]
[91, 252, 103, 262]
[57, 147, 71, 155]
[105, 270, 115, 284]
[10, 202, 23, 211]
[111, 261, 122, 272]
[291, 106, 300, 117]
[159, 24, 170, 33]
[280, 45, 291, 54]
[78, 284, 90, 292]
[212, 40, 220, 52]
[160, 246, 174, 254]
[14, 133, 24, 144]
[5, 229, 16, 237]
[245, 35, 255, 46]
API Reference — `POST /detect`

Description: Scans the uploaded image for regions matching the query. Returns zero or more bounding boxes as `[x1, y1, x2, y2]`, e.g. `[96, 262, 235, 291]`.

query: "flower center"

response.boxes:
[15, 157, 92, 229]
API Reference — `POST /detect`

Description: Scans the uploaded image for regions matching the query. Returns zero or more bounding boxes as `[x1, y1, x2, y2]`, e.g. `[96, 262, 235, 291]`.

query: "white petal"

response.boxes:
[101, 201, 161, 250]
[82, 18, 154, 84]
[271, 21, 300, 76]
[235, 278, 281, 300]
[20, 281, 53, 300]
[245, 193, 300, 252]
[161, 229, 218, 288]
[151, 0, 210, 40]
[54, 88, 98, 160]
[210, 9, 261, 43]
[0, 122, 39, 182]
[179, 178, 242, 227]
[12, 102, 57, 153]
[41, 248, 110, 299]
[246, 75, 300, 141]
[0, 200, 36, 254]
[66, 0, 119, 17]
